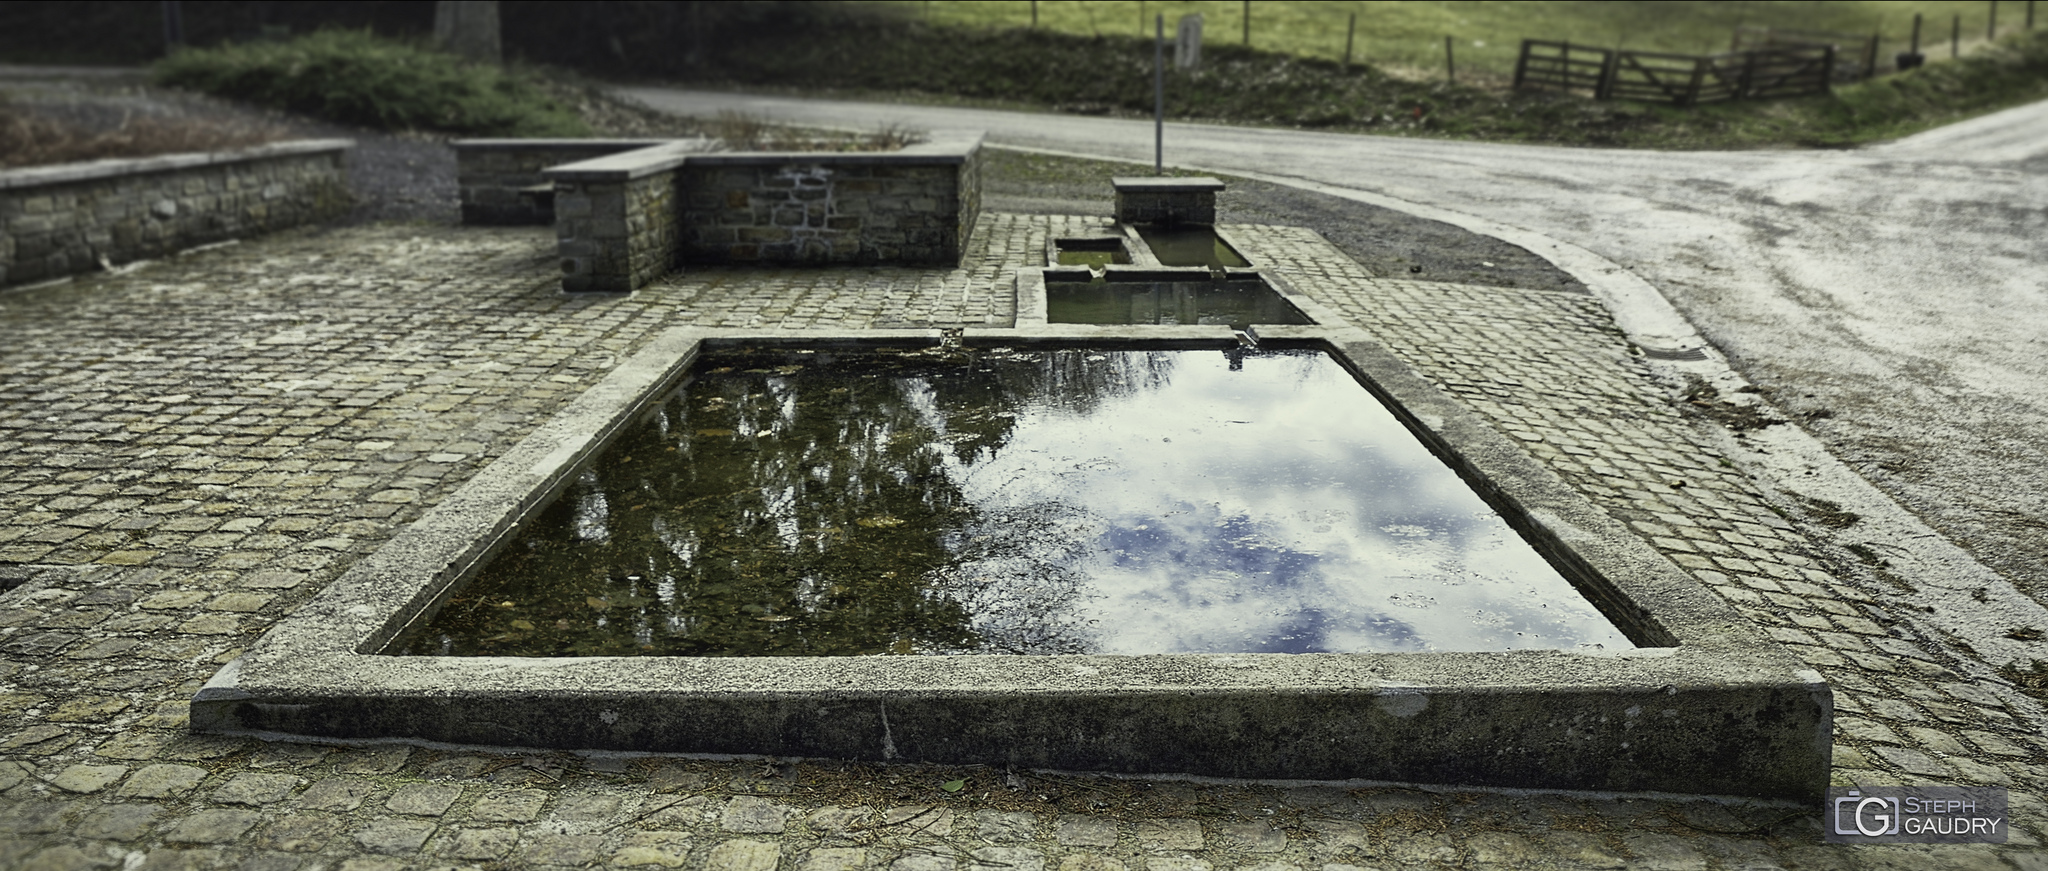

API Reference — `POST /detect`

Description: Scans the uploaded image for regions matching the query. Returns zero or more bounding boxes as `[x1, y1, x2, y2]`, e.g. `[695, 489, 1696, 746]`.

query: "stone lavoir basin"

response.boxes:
[194, 324, 1832, 801]
[399, 345, 1629, 659]
[1042, 272, 1313, 329]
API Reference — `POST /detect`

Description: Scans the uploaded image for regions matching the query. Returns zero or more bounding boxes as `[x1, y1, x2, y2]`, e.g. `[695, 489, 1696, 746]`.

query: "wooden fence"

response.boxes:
[1514, 39, 1836, 106]
[1731, 25, 1880, 81]
[1509, 40, 1617, 96]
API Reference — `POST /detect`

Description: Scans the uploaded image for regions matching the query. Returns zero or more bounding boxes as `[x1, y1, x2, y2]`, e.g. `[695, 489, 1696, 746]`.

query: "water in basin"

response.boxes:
[1046, 277, 1312, 328]
[1053, 237, 1130, 269]
[402, 347, 1633, 658]
[1135, 225, 1249, 268]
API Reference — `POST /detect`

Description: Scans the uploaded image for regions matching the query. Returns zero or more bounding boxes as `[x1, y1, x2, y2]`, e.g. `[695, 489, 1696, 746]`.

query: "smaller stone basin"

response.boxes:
[1134, 224, 1250, 269]
[1042, 268, 1311, 328]
[1052, 237, 1132, 268]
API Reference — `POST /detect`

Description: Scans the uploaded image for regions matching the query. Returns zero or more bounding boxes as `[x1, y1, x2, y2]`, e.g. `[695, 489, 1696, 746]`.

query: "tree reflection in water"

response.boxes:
[405, 346, 1632, 657]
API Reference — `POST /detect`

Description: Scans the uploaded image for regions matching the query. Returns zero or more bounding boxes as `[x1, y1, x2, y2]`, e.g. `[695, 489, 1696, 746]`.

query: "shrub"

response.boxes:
[154, 29, 588, 137]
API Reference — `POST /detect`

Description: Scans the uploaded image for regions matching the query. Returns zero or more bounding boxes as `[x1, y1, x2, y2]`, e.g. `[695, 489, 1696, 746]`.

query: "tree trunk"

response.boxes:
[434, 0, 501, 65]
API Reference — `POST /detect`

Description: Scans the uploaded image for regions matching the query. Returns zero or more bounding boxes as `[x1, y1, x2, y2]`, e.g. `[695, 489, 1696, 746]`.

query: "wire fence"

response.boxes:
[902, 1, 2039, 87]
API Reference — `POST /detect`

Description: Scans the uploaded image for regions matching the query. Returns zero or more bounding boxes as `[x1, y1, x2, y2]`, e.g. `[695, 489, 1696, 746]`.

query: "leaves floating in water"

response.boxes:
[510, 620, 535, 630]
[586, 597, 611, 611]
[856, 516, 906, 528]
[757, 615, 795, 622]
[696, 428, 735, 437]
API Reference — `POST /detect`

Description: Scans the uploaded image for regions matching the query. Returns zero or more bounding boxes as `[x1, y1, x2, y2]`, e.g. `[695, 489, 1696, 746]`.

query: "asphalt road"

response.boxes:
[619, 86, 2048, 616]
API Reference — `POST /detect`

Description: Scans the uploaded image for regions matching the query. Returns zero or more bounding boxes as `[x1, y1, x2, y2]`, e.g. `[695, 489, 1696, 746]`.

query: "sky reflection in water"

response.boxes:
[406, 347, 1632, 657]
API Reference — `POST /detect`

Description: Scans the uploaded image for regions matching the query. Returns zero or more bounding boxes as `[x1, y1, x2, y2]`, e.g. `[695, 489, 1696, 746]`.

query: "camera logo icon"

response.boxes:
[1834, 790, 1901, 837]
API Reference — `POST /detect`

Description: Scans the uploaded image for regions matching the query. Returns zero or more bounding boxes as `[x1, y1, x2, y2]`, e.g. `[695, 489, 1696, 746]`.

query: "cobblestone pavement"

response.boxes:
[2, 215, 2044, 870]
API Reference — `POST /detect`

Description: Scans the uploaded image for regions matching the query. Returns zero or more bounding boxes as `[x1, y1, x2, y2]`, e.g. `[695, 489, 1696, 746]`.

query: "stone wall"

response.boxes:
[0, 140, 351, 286]
[543, 134, 982, 292]
[1113, 176, 1224, 225]
[547, 142, 693, 294]
[679, 134, 981, 266]
[954, 143, 982, 262]
[453, 139, 674, 225]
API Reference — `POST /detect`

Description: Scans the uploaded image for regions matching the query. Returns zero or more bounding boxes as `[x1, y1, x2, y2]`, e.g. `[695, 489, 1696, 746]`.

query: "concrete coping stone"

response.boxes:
[541, 140, 718, 182]
[677, 131, 985, 167]
[545, 132, 986, 181]
[450, 138, 676, 152]
[1112, 176, 1226, 193]
[0, 138, 354, 190]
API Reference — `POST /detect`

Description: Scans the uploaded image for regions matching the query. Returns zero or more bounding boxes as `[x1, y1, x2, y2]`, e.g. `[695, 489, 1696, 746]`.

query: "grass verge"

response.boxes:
[154, 30, 588, 137]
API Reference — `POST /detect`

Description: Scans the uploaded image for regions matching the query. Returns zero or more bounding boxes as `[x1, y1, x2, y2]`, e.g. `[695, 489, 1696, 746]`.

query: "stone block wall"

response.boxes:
[0, 140, 351, 287]
[1113, 177, 1225, 225]
[555, 170, 680, 294]
[678, 134, 982, 266]
[546, 142, 695, 294]
[952, 144, 983, 265]
[454, 139, 674, 225]
[543, 134, 982, 292]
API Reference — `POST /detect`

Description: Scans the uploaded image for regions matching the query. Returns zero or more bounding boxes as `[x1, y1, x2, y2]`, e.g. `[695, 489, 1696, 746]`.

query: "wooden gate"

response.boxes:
[1514, 39, 1837, 106]
[1512, 40, 1619, 98]
[1731, 25, 1879, 81]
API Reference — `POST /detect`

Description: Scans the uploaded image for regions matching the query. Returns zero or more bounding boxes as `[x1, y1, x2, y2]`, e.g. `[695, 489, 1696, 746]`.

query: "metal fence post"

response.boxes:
[1343, 12, 1356, 71]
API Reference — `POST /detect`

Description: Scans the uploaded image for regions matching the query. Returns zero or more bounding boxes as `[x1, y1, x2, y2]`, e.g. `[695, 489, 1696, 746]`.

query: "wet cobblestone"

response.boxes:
[0, 216, 2042, 869]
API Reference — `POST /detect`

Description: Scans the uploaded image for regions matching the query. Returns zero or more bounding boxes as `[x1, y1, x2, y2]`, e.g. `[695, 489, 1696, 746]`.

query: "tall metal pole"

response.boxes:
[1155, 14, 1164, 175]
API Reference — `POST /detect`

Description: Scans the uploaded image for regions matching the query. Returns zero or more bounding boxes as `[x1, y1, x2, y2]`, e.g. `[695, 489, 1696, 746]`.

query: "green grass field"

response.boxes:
[892, 0, 2030, 81]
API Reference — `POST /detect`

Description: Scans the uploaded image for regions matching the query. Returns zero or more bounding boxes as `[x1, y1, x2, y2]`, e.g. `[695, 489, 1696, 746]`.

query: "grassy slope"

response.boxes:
[903, 0, 2024, 79]
[684, 15, 2048, 149]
